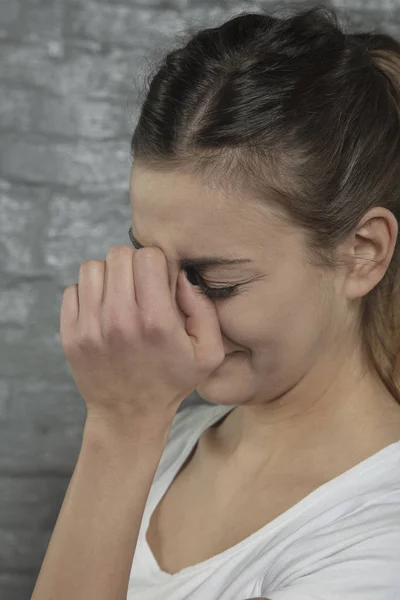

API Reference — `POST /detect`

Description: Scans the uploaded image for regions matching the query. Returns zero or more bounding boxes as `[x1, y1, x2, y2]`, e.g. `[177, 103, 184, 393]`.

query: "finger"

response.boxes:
[77, 260, 105, 338]
[101, 246, 138, 333]
[132, 247, 176, 331]
[60, 284, 79, 348]
[177, 269, 225, 364]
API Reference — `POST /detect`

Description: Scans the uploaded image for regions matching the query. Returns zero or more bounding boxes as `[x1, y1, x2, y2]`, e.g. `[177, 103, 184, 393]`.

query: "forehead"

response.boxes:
[130, 164, 233, 226]
[129, 163, 288, 244]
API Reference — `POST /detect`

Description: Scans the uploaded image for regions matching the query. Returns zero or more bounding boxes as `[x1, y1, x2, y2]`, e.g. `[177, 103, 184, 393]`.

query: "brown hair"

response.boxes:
[131, 4, 400, 402]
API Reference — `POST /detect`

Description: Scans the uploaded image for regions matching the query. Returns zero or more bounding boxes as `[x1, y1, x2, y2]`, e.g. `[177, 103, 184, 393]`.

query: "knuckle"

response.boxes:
[60, 331, 75, 354]
[79, 260, 104, 276]
[106, 245, 133, 260]
[142, 313, 166, 338]
[63, 283, 76, 295]
[77, 328, 102, 349]
[202, 348, 225, 369]
[215, 350, 226, 366]
[134, 246, 164, 262]
[79, 260, 97, 269]
[101, 313, 129, 340]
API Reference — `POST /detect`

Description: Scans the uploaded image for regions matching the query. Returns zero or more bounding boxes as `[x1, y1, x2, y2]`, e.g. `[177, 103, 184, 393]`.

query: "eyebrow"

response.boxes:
[128, 227, 253, 271]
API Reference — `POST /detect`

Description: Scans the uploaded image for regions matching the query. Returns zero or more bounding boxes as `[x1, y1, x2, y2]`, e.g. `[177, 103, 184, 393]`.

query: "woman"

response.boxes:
[32, 4, 400, 600]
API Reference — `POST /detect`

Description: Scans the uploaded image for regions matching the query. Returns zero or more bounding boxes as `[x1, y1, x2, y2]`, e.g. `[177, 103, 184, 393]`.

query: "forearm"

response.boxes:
[31, 416, 171, 600]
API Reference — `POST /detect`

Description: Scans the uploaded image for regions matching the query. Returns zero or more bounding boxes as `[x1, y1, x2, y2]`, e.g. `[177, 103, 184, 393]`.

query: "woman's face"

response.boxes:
[128, 162, 356, 411]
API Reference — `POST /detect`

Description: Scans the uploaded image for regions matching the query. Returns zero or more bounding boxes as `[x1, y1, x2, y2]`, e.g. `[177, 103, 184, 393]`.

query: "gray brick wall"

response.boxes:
[0, 1, 399, 598]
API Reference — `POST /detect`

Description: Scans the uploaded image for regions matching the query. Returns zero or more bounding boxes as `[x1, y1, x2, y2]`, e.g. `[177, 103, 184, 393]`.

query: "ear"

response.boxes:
[344, 206, 398, 300]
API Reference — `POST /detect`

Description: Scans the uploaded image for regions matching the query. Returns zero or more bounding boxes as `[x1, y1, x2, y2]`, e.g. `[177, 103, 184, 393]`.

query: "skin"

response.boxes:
[129, 161, 400, 481]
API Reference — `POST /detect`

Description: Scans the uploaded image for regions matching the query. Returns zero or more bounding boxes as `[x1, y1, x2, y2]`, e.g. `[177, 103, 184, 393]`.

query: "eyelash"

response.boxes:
[128, 232, 239, 299]
[184, 268, 240, 299]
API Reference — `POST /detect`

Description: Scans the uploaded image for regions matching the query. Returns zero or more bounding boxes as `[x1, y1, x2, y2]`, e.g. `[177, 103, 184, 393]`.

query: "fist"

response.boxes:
[60, 245, 225, 428]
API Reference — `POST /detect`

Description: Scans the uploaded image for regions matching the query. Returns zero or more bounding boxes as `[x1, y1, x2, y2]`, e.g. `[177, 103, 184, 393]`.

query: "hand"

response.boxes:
[60, 245, 225, 431]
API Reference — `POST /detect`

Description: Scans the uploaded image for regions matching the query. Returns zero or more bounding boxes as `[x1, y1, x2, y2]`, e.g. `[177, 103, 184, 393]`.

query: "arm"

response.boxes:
[31, 415, 171, 600]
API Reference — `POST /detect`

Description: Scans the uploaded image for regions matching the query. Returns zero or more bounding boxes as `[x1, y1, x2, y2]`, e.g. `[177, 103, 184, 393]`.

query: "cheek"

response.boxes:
[267, 271, 335, 371]
[215, 258, 333, 359]
[222, 271, 329, 353]
[214, 292, 280, 352]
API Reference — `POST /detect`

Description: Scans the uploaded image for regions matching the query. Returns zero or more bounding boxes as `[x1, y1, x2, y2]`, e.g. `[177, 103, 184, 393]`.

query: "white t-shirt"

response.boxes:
[127, 401, 400, 600]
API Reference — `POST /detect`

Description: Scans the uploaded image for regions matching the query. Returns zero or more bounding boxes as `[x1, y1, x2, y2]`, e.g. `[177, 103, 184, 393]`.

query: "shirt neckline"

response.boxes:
[143, 403, 400, 580]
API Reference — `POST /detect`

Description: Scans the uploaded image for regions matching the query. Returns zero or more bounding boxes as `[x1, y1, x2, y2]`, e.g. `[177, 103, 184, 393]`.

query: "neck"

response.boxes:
[205, 363, 400, 477]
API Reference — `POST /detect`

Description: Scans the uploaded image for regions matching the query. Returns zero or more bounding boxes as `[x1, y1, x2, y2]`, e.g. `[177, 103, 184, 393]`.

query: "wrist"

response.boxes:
[83, 409, 174, 452]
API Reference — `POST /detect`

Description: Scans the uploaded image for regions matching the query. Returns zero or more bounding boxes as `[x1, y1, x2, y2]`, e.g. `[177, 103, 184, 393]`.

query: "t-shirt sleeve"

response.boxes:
[260, 496, 400, 600]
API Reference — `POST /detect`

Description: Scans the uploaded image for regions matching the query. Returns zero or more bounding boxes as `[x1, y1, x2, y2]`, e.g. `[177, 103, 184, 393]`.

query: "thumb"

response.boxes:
[176, 270, 225, 362]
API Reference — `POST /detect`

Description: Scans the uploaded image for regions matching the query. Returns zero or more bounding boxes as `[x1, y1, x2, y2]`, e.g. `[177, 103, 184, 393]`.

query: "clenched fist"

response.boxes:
[60, 245, 225, 433]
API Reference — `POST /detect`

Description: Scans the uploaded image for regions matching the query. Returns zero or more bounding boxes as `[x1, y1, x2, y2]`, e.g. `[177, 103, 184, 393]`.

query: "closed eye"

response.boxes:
[128, 228, 240, 299]
[184, 268, 240, 299]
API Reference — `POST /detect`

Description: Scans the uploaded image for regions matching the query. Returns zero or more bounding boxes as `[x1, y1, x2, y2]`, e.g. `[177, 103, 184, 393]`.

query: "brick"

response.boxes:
[0, 324, 73, 381]
[0, 573, 36, 600]
[0, 85, 33, 132]
[0, 381, 85, 471]
[93, 0, 171, 6]
[7, 379, 86, 430]
[19, 0, 63, 44]
[0, 475, 70, 530]
[0, 528, 51, 571]
[0, 0, 21, 40]
[338, 0, 398, 12]
[342, 6, 400, 32]
[34, 95, 133, 140]
[45, 189, 131, 278]
[0, 283, 37, 325]
[0, 42, 68, 92]
[0, 379, 202, 472]
[67, 1, 185, 49]
[0, 182, 49, 273]
[0, 134, 131, 189]
[0, 40, 146, 100]
[0, 379, 10, 421]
